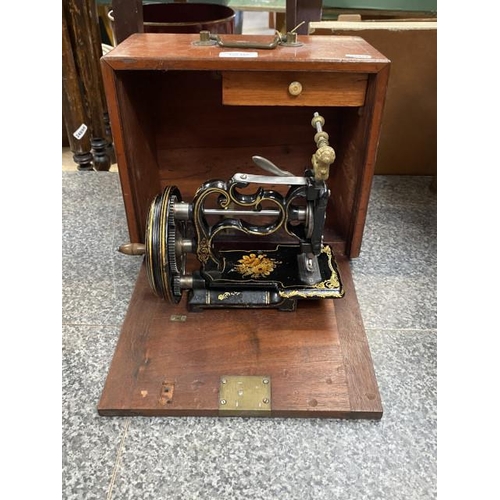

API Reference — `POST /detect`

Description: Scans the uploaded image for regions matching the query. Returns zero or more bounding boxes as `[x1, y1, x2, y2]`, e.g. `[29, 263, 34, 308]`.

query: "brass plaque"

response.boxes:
[219, 376, 271, 415]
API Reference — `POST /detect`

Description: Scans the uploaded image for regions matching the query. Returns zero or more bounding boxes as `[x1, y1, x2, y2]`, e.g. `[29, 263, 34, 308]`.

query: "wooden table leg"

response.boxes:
[64, 0, 113, 170]
[62, 7, 93, 171]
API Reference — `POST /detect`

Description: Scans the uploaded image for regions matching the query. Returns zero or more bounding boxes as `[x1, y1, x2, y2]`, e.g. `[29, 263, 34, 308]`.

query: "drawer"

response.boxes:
[222, 71, 368, 107]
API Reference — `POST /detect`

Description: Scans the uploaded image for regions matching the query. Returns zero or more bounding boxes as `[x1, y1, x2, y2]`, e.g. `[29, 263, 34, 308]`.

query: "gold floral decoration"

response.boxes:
[233, 253, 279, 278]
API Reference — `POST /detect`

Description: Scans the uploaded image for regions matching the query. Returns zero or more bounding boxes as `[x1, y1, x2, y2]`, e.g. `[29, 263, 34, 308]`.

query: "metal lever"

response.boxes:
[232, 173, 307, 185]
[252, 156, 294, 177]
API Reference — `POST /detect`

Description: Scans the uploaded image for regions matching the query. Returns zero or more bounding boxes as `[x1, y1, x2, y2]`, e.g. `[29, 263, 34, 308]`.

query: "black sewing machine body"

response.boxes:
[120, 113, 344, 311]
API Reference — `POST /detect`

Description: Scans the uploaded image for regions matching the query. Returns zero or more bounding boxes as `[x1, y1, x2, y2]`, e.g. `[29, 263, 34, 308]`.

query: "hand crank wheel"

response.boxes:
[145, 186, 185, 303]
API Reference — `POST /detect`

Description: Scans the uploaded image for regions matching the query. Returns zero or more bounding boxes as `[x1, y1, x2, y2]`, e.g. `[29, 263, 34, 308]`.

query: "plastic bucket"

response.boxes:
[142, 3, 235, 34]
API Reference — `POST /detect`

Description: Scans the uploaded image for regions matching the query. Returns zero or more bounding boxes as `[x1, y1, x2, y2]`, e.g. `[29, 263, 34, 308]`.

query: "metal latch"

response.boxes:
[219, 376, 271, 415]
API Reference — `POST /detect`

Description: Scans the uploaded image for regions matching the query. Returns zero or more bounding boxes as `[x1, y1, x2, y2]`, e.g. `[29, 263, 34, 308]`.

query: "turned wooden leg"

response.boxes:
[91, 138, 112, 171]
[64, 0, 112, 171]
[62, 6, 93, 171]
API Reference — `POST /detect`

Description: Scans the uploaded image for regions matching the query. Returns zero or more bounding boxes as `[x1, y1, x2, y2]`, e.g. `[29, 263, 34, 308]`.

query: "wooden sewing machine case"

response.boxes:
[98, 33, 390, 418]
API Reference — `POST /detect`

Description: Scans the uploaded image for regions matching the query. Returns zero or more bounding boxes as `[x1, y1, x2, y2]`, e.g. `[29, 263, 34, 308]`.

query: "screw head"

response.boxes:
[220, 399, 227, 405]
[263, 379, 269, 384]
[263, 398, 270, 404]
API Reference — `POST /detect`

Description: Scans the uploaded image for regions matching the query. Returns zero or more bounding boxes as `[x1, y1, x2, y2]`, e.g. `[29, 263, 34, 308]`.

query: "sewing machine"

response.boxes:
[119, 112, 344, 311]
[98, 33, 389, 418]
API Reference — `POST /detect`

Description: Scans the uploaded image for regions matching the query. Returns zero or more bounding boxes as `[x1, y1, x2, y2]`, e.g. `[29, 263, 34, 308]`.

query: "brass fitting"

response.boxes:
[311, 114, 336, 181]
[311, 144, 336, 181]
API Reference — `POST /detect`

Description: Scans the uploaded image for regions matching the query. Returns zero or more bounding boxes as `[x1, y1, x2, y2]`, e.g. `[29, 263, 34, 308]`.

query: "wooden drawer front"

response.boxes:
[222, 71, 368, 107]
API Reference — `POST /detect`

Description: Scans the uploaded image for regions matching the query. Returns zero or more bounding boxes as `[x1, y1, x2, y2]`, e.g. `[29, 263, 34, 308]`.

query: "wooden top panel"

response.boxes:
[102, 34, 390, 72]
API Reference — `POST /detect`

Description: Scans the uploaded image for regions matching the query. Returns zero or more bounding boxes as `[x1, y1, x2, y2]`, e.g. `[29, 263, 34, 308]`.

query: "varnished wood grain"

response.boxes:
[98, 264, 164, 411]
[346, 66, 391, 257]
[103, 34, 389, 73]
[222, 71, 367, 107]
[99, 260, 381, 418]
[101, 62, 161, 242]
[335, 255, 382, 416]
[327, 68, 390, 257]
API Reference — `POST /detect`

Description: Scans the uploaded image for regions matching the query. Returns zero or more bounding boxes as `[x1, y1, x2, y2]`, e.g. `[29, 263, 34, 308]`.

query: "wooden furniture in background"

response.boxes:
[109, 0, 320, 41]
[321, 0, 437, 20]
[110, 0, 144, 44]
[62, 0, 114, 170]
[62, 7, 93, 170]
[98, 34, 390, 418]
[310, 19, 437, 175]
[286, 0, 322, 34]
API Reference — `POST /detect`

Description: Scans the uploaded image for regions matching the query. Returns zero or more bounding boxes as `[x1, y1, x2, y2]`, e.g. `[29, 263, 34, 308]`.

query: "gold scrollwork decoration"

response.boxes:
[278, 246, 343, 298]
[197, 237, 211, 264]
[217, 291, 242, 301]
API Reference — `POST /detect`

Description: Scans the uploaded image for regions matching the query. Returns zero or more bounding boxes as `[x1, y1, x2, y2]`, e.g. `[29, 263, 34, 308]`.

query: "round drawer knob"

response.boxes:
[288, 81, 303, 96]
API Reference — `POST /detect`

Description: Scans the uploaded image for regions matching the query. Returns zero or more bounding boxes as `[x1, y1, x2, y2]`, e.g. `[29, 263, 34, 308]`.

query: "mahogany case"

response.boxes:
[98, 34, 390, 418]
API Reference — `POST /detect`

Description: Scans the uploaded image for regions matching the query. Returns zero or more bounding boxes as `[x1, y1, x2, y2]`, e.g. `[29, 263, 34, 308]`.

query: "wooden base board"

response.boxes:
[98, 255, 382, 418]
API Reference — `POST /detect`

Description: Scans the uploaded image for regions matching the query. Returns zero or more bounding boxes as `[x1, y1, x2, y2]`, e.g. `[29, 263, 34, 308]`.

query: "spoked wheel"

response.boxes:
[145, 186, 185, 303]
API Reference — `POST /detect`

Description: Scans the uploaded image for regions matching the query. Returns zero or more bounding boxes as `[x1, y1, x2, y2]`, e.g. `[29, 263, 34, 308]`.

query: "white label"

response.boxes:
[345, 54, 372, 59]
[219, 51, 259, 58]
[73, 123, 88, 140]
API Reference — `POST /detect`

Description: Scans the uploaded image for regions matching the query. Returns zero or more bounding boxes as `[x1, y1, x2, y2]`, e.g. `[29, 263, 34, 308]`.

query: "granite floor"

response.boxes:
[62, 12, 436, 499]
[62, 167, 436, 499]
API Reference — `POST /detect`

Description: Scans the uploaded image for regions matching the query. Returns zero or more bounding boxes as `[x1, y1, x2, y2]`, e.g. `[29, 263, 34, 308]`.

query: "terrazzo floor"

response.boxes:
[62, 169, 437, 499]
